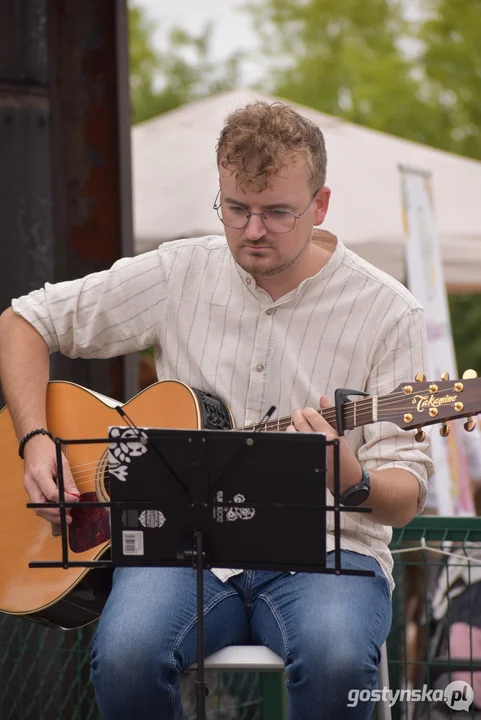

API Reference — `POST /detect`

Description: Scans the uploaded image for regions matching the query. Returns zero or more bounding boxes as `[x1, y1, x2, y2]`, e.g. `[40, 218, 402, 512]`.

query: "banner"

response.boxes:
[400, 166, 475, 516]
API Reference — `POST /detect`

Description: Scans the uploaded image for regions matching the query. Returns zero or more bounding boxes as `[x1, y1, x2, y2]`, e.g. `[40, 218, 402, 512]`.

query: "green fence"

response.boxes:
[389, 516, 481, 719]
[0, 614, 281, 720]
[2, 516, 481, 719]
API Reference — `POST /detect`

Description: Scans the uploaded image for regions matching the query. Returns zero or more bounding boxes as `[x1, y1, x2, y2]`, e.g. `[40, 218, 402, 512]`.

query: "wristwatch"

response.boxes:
[339, 467, 371, 507]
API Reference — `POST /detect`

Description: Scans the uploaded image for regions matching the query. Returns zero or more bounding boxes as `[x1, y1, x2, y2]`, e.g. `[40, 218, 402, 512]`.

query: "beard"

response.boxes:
[236, 230, 312, 278]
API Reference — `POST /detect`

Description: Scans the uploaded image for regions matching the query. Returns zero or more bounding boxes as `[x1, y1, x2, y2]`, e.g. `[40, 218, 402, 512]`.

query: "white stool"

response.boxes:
[191, 641, 392, 719]
[196, 644, 285, 671]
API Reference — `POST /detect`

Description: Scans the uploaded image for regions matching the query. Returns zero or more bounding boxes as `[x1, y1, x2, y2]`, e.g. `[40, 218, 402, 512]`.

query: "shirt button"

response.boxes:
[246, 277, 252, 285]
[256, 364, 265, 372]
[266, 308, 275, 315]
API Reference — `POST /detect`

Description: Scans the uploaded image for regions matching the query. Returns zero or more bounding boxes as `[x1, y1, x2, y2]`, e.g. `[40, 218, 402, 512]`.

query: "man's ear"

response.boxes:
[314, 186, 331, 226]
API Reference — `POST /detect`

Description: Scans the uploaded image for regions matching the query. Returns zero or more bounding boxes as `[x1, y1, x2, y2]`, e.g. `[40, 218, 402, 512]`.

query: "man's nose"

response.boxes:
[244, 213, 267, 239]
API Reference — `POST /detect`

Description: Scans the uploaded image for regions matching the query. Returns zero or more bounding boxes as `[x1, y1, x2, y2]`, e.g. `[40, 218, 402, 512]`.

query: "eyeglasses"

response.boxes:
[213, 188, 320, 234]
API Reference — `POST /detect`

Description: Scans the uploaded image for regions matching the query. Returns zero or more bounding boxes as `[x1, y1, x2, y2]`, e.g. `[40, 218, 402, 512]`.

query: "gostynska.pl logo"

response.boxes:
[347, 680, 474, 710]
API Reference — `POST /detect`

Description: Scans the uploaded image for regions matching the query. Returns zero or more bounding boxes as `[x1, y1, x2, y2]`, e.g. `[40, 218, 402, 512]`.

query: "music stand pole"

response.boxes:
[177, 530, 208, 719]
[195, 530, 207, 720]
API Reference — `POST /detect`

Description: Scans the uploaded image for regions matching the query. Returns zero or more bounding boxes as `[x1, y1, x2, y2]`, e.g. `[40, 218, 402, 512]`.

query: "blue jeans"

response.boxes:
[90, 551, 392, 719]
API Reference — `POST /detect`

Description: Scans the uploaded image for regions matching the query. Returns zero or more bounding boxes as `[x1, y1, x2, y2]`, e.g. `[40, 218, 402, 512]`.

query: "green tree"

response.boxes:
[449, 295, 481, 375]
[128, 3, 243, 124]
[420, 0, 481, 161]
[415, 0, 481, 372]
[247, 0, 447, 146]
[128, 4, 163, 123]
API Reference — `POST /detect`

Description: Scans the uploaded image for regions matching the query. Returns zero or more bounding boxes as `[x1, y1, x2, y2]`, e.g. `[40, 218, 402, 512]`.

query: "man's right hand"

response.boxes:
[23, 434, 81, 525]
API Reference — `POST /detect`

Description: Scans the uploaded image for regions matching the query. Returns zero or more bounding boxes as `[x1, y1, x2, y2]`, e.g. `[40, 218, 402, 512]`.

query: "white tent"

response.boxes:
[132, 89, 481, 291]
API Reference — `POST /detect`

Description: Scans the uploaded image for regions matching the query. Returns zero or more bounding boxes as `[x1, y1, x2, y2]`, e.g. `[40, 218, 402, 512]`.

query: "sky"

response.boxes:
[133, 0, 265, 86]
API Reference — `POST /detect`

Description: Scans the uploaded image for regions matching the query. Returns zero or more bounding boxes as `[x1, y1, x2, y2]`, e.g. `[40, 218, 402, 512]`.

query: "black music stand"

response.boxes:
[28, 427, 374, 720]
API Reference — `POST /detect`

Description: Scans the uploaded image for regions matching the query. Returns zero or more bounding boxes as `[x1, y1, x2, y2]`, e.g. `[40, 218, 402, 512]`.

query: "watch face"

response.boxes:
[342, 487, 370, 507]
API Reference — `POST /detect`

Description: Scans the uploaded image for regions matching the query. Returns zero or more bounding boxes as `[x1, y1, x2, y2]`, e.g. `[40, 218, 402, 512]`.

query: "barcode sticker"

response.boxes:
[122, 530, 144, 556]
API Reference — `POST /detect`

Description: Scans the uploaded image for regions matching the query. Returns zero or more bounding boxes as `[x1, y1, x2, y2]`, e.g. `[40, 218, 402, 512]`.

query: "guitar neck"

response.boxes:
[238, 398, 376, 433]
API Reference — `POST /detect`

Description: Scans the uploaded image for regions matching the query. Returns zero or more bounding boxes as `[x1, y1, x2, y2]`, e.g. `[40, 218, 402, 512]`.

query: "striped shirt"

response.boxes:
[12, 230, 433, 591]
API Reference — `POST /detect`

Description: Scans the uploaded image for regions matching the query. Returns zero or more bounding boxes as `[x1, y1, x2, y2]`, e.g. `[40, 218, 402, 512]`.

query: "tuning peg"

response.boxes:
[441, 372, 450, 381]
[415, 427, 426, 442]
[440, 423, 450, 437]
[462, 369, 478, 379]
[415, 373, 426, 382]
[464, 416, 477, 432]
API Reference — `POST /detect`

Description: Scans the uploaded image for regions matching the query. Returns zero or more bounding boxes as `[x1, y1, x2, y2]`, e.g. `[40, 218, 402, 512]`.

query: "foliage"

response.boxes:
[247, 0, 440, 146]
[420, 0, 481, 161]
[128, 2, 243, 125]
[246, 0, 481, 161]
[245, 0, 481, 371]
[449, 295, 481, 375]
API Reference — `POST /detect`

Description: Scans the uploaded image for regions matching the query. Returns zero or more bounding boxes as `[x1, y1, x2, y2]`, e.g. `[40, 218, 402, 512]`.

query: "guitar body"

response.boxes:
[0, 380, 233, 629]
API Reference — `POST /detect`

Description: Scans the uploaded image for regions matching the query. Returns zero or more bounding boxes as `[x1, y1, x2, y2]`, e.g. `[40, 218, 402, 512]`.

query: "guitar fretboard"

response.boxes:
[238, 398, 376, 433]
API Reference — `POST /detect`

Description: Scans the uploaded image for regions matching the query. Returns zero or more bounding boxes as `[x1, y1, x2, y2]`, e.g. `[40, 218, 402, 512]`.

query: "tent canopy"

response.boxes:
[132, 90, 481, 291]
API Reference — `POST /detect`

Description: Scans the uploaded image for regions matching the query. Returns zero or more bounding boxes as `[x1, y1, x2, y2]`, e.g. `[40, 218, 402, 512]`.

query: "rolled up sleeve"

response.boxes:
[358, 307, 434, 513]
[12, 250, 167, 359]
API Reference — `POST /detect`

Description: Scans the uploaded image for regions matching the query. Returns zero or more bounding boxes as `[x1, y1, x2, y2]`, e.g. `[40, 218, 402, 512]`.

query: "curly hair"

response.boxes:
[216, 101, 327, 192]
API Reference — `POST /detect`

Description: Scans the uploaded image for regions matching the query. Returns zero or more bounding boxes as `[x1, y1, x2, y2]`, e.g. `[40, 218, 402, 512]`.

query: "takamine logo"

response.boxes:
[413, 394, 457, 412]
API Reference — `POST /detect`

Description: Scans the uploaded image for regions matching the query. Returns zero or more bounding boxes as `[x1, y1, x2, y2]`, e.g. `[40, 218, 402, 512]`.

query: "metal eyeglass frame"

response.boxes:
[213, 188, 321, 234]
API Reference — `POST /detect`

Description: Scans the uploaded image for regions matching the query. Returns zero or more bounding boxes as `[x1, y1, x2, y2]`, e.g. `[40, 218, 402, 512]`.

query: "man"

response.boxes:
[0, 101, 432, 719]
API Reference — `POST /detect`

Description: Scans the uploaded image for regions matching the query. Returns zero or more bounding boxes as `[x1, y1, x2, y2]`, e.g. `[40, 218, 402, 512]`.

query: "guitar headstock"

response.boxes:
[380, 370, 481, 440]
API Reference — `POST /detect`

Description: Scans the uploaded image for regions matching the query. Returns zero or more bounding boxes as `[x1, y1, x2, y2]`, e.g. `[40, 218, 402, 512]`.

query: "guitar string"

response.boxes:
[66, 406, 439, 491]
[64, 415, 457, 481]
[61, 379, 469, 469]
[60, 383, 470, 481]
[236, 384, 468, 432]
[242, 387, 464, 431]
[64, 380, 465, 469]
[64, 382, 460, 467]
[56, 386, 468, 479]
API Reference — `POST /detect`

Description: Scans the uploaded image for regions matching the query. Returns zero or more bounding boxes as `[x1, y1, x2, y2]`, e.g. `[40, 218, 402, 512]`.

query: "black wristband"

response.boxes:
[18, 428, 54, 460]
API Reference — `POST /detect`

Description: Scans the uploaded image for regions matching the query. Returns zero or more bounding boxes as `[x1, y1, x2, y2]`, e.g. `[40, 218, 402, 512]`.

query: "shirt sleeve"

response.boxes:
[11, 250, 167, 359]
[357, 306, 435, 513]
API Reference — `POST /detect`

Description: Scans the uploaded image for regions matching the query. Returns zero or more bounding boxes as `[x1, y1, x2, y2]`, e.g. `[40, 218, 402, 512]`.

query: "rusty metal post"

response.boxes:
[0, 0, 53, 310]
[0, 0, 137, 405]
[0, 6, 135, 715]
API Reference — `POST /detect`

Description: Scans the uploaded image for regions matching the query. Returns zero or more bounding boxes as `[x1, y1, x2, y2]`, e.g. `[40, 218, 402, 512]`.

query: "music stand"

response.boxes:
[28, 427, 374, 720]
[107, 426, 374, 719]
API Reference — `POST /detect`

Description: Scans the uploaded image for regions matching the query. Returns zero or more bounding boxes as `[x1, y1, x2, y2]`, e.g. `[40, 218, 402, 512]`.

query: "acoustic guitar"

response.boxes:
[0, 373, 478, 630]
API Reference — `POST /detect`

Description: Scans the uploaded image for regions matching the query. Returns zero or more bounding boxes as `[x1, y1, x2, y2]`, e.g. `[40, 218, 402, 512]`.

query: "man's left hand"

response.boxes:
[287, 395, 363, 495]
